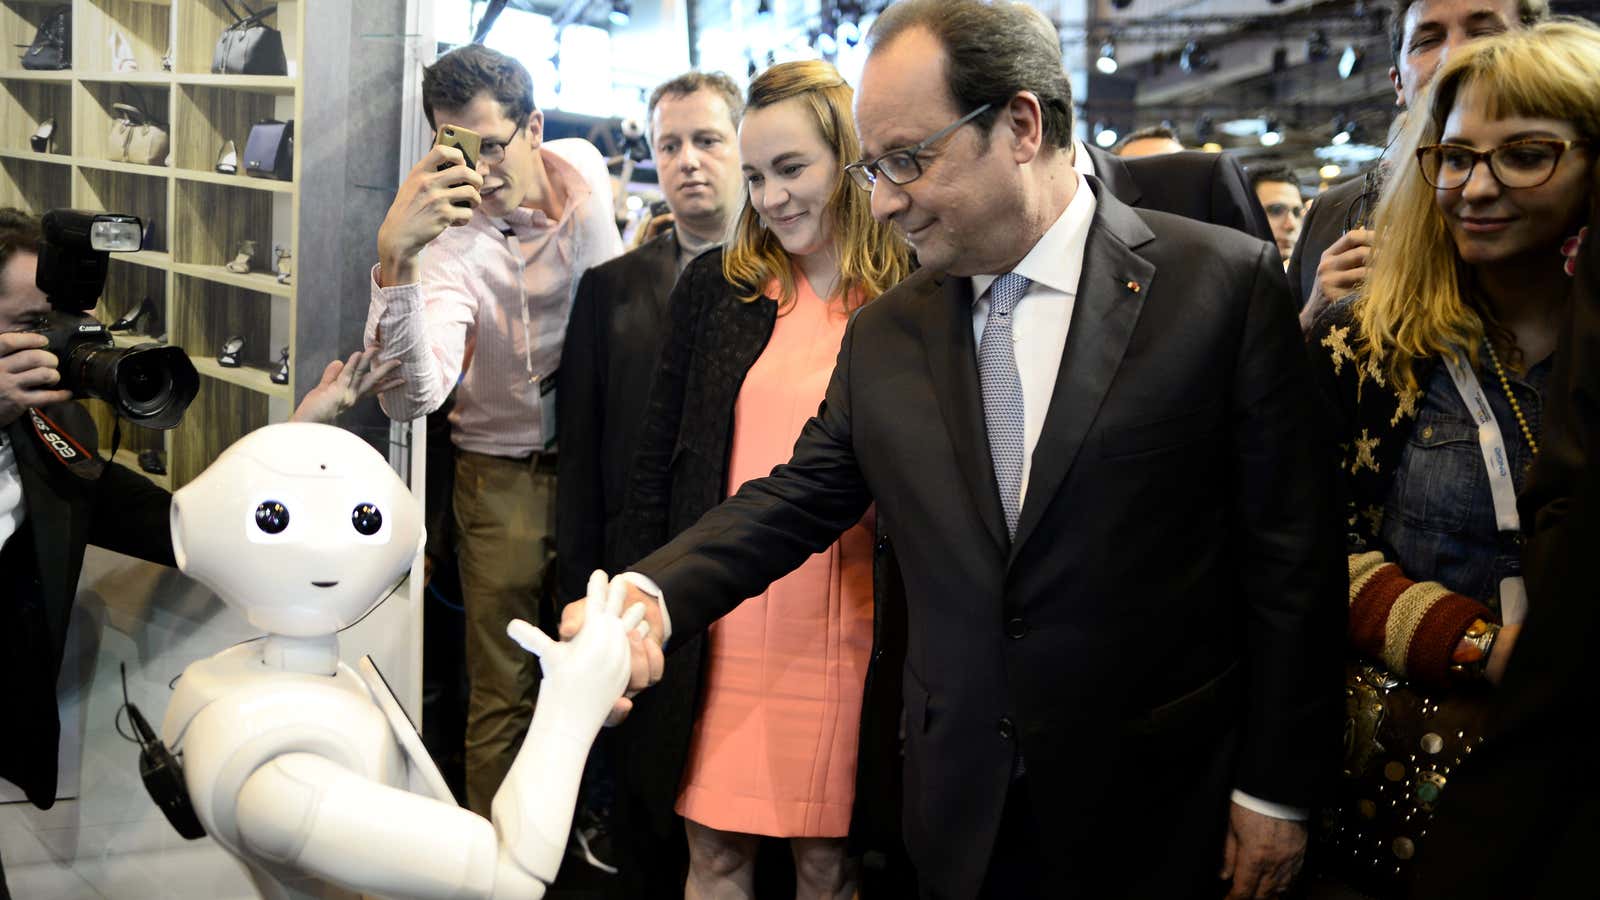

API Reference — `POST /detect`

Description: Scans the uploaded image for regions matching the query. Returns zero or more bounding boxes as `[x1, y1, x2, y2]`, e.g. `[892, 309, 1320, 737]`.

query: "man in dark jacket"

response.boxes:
[555, 70, 745, 892]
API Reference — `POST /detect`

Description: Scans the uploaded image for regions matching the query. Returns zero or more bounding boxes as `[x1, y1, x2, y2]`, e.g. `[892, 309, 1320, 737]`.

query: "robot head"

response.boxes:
[169, 423, 423, 637]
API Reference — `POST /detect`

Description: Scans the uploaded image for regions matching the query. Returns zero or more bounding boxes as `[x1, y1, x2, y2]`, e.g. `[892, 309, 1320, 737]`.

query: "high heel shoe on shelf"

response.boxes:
[109, 297, 160, 336]
[218, 335, 245, 368]
[216, 140, 238, 175]
[30, 117, 55, 154]
[273, 244, 292, 285]
[271, 346, 290, 385]
[225, 239, 256, 274]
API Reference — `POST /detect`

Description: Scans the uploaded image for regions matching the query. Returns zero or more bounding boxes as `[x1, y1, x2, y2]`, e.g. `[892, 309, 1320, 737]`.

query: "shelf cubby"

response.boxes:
[73, 78, 171, 163]
[171, 177, 271, 269]
[0, 154, 70, 209]
[77, 0, 170, 75]
[2, 76, 71, 155]
[2, 2, 69, 72]
[76, 164, 166, 243]
[172, 82, 275, 176]
[171, 272, 278, 385]
[91, 256, 165, 333]
[177, 0, 298, 77]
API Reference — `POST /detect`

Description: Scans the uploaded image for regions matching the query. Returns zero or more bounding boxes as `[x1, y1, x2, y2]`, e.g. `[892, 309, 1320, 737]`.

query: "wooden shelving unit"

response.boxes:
[1, 0, 303, 489]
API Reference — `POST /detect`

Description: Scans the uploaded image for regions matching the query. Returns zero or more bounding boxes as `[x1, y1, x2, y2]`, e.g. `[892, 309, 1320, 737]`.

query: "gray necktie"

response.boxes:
[978, 272, 1029, 538]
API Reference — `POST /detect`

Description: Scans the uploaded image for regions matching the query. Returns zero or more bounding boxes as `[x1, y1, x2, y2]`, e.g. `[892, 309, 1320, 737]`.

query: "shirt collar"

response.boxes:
[972, 170, 1097, 301]
[501, 148, 592, 229]
[1072, 138, 1097, 179]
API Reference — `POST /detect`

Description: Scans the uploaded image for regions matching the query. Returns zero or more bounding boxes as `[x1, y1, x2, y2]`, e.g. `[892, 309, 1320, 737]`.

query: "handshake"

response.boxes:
[507, 570, 667, 728]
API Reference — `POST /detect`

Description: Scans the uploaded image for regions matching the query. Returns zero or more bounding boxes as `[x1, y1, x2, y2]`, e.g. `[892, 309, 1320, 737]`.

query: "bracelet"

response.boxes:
[1448, 619, 1501, 684]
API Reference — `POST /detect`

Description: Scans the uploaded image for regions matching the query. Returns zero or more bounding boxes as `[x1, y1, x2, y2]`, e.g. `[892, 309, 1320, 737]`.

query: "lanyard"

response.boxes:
[1441, 354, 1521, 533]
[1441, 353, 1528, 623]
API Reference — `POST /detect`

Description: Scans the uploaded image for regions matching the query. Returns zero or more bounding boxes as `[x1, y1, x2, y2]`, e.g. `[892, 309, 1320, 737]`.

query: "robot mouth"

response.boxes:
[311, 581, 339, 588]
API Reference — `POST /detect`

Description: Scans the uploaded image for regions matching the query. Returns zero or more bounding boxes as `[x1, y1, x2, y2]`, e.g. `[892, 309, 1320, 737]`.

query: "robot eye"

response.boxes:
[255, 501, 290, 534]
[351, 503, 383, 536]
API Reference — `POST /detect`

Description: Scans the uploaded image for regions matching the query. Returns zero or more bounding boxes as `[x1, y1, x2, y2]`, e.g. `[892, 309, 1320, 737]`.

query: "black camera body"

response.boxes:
[33, 210, 198, 430]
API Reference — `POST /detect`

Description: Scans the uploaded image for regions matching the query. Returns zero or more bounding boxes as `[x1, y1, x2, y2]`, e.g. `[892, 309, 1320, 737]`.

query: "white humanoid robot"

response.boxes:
[159, 423, 642, 900]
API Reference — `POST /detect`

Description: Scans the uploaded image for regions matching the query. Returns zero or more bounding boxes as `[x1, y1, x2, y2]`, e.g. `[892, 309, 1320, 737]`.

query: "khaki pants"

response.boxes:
[454, 449, 557, 816]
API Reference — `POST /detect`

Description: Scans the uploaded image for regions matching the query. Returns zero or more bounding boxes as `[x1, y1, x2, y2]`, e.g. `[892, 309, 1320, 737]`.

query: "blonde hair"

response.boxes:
[1358, 18, 1600, 392]
[723, 60, 911, 311]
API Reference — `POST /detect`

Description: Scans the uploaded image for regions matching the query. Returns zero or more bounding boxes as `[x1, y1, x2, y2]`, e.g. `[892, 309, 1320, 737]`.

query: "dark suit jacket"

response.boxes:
[1285, 174, 1372, 309]
[1085, 144, 1274, 243]
[0, 402, 172, 808]
[556, 229, 681, 603]
[630, 180, 1344, 898]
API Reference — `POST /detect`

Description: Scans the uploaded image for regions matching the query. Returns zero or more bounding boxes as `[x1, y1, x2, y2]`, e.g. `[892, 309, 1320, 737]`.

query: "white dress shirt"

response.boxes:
[1072, 138, 1098, 179]
[0, 429, 23, 552]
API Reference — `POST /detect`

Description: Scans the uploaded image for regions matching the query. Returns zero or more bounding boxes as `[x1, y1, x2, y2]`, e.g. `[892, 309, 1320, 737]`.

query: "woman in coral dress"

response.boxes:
[619, 60, 910, 899]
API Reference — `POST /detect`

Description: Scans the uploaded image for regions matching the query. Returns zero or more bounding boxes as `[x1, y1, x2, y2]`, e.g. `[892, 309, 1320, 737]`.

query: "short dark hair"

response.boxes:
[1249, 165, 1300, 193]
[422, 44, 535, 130]
[1387, 0, 1548, 65]
[647, 71, 744, 141]
[0, 207, 42, 284]
[866, 0, 1074, 151]
[1112, 125, 1181, 153]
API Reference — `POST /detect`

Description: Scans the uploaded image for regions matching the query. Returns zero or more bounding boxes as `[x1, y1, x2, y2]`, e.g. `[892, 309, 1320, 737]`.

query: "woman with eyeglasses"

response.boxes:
[616, 59, 909, 899]
[1305, 18, 1600, 897]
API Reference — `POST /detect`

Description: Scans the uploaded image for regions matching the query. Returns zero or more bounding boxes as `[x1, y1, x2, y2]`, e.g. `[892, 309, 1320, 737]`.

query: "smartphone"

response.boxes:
[435, 125, 482, 208]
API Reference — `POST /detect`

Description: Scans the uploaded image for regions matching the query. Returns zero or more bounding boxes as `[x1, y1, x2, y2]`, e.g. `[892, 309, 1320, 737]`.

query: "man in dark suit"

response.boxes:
[1083, 142, 1274, 243]
[555, 70, 745, 890]
[1286, 0, 1547, 326]
[567, 3, 1343, 897]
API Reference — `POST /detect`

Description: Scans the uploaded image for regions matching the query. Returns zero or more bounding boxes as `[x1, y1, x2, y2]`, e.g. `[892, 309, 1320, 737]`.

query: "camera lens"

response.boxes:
[115, 351, 175, 416]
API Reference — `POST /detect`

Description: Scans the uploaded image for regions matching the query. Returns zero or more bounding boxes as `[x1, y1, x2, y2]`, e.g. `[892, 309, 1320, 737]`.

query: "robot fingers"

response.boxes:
[506, 618, 557, 659]
[619, 602, 646, 633]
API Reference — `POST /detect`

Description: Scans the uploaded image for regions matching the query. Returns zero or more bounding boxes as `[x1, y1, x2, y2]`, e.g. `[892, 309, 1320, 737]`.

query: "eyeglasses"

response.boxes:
[1263, 202, 1304, 220]
[1415, 139, 1588, 190]
[479, 125, 524, 165]
[844, 103, 993, 191]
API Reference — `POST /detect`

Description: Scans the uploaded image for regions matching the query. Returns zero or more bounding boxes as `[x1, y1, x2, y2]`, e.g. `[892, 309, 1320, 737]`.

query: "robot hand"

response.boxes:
[506, 570, 646, 737]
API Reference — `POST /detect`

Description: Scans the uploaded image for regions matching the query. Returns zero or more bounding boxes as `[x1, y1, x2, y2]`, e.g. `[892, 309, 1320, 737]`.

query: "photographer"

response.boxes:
[0, 208, 396, 892]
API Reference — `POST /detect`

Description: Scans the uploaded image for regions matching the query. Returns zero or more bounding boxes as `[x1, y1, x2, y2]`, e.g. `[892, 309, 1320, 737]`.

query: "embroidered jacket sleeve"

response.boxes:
[1306, 305, 1495, 688]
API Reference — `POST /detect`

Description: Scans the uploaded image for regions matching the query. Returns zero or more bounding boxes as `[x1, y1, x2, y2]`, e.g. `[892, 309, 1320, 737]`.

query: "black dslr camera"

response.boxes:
[33, 210, 198, 429]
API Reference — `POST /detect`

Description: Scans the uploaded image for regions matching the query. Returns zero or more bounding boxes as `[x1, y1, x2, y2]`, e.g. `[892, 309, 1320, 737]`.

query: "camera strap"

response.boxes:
[26, 408, 106, 481]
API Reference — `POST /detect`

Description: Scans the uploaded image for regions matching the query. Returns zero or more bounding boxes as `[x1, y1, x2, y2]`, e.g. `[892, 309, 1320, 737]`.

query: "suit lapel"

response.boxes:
[1010, 181, 1156, 558]
[920, 273, 1009, 555]
[1084, 144, 1142, 208]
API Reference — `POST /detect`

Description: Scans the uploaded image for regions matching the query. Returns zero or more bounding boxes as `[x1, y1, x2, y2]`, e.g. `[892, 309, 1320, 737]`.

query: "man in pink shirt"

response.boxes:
[365, 44, 623, 815]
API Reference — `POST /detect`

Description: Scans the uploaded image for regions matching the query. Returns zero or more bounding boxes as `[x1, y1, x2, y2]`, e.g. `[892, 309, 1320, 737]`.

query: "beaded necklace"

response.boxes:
[1484, 341, 1539, 456]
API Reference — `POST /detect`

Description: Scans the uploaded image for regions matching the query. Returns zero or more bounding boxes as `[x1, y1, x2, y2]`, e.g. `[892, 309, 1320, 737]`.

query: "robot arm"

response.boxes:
[232, 572, 643, 900]
[236, 752, 546, 900]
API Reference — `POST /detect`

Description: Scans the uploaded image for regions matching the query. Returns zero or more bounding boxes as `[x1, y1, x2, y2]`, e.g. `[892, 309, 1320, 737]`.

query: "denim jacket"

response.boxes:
[1378, 356, 1550, 609]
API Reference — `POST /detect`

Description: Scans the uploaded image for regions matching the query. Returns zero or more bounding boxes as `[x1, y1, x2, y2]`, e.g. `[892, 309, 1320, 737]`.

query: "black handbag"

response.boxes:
[18, 5, 70, 71]
[244, 120, 293, 181]
[211, 1, 287, 76]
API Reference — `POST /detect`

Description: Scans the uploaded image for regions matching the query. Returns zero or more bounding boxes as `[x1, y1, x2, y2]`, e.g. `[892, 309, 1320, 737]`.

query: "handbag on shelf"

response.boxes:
[244, 120, 293, 180]
[211, 1, 287, 76]
[108, 101, 169, 166]
[18, 5, 71, 71]
[1312, 661, 1490, 898]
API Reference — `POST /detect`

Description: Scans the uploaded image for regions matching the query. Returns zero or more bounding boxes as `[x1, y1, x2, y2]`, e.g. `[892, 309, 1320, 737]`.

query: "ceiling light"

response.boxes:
[1096, 40, 1118, 75]
[1094, 122, 1119, 147]
[1319, 164, 1342, 179]
[1306, 30, 1330, 62]
[608, 0, 631, 25]
[814, 29, 838, 55]
[1260, 120, 1283, 147]
[837, 20, 860, 48]
[1338, 45, 1363, 79]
